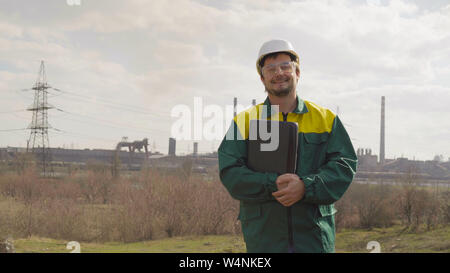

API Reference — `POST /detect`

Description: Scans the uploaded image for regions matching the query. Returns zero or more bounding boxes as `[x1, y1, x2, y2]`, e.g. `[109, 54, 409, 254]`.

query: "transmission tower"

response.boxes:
[27, 60, 54, 175]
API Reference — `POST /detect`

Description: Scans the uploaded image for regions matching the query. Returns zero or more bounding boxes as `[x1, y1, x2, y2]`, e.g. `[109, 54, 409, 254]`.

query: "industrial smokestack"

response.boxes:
[168, 137, 176, 156]
[380, 96, 385, 164]
[233, 97, 237, 117]
[252, 99, 256, 106]
[193, 142, 198, 157]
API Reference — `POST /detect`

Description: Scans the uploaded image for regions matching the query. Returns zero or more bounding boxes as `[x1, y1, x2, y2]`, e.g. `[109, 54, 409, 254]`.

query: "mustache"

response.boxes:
[271, 76, 290, 83]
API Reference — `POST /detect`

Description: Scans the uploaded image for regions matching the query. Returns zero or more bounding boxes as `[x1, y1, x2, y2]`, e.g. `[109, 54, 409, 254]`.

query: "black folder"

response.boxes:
[247, 119, 298, 174]
[247, 119, 299, 253]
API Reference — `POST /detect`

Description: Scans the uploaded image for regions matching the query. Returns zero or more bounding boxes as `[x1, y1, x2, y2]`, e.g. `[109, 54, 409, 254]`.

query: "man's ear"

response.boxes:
[260, 74, 265, 83]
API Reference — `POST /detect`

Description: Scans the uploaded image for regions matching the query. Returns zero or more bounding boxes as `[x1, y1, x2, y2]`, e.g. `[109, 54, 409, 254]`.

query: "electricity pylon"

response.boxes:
[27, 60, 54, 176]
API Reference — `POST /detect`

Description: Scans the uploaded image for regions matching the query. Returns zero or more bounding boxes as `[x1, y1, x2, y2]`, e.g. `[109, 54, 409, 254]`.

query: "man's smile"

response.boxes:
[271, 77, 290, 84]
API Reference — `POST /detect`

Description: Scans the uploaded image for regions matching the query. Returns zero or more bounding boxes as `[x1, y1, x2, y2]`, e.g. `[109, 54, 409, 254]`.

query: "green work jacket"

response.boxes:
[218, 95, 357, 253]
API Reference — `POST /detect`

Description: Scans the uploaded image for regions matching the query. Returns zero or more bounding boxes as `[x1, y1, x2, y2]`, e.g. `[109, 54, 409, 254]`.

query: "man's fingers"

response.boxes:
[275, 193, 287, 201]
[276, 174, 298, 190]
[276, 180, 289, 190]
[272, 188, 288, 198]
[276, 174, 295, 183]
[276, 179, 289, 186]
[272, 191, 282, 198]
[276, 196, 292, 207]
[273, 191, 293, 205]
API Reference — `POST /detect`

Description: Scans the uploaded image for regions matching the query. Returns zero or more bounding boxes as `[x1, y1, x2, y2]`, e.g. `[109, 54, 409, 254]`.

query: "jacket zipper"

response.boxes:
[282, 112, 295, 253]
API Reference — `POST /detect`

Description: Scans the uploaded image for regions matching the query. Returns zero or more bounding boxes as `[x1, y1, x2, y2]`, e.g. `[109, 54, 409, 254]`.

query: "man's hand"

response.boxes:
[272, 174, 305, 207]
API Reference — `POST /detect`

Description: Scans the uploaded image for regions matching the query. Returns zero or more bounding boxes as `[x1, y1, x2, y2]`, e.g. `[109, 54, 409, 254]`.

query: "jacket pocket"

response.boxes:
[301, 133, 329, 172]
[238, 205, 264, 252]
[238, 205, 261, 221]
[304, 133, 328, 145]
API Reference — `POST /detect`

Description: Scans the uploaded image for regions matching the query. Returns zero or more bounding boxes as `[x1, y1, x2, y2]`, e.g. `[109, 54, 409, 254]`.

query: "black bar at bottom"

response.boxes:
[3, 253, 448, 272]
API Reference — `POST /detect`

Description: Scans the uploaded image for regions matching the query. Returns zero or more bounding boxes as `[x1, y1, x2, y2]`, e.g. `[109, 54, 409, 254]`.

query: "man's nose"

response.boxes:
[273, 66, 289, 77]
[273, 66, 284, 75]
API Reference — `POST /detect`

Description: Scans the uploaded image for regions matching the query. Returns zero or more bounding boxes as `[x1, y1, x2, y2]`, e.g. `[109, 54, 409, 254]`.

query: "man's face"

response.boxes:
[260, 53, 300, 97]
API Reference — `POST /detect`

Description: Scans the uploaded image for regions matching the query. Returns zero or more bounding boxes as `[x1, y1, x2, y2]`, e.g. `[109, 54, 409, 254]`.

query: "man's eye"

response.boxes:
[280, 63, 291, 70]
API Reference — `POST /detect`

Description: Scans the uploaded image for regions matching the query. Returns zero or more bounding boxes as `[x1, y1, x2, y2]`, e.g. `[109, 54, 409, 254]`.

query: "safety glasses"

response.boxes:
[261, 61, 295, 77]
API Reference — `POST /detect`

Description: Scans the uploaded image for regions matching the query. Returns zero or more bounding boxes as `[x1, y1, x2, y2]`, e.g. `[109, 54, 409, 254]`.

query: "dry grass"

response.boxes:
[0, 163, 239, 243]
[0, 161, 448, 245]
[335, 180, 449, 232]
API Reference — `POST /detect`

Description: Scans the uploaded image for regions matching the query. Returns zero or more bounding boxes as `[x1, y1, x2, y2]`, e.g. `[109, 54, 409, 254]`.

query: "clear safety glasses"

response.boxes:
[261, 61, 295, 77]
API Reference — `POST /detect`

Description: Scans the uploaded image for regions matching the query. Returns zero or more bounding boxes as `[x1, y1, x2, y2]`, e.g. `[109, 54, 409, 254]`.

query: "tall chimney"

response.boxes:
[193, 142, 198, 157]
[233, 97, 237, 117]
[380, 96, 385, 164]
[168, 137, 176, 156]
[252, 99, 256, 106]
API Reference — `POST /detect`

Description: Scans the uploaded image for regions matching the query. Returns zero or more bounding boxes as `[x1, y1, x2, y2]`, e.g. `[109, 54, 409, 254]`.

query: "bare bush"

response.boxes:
[189, 178, 238, 235]
[354, 183, 396, 229]
[154, 174, 194, 237]
[334, 191, 359, 231]
[14, 168, 41, 237]
[12, 153, 36, 175]
[76, 170, 115, 204]
[111, 177, 156, 242]
[3, 161, 446, 245]
[37, 198, 87, 241]
[334, 182, 399, 230]
[424, 193, 441, 230]
[396, 174, 443, 231]
[441, 191, 450, 225]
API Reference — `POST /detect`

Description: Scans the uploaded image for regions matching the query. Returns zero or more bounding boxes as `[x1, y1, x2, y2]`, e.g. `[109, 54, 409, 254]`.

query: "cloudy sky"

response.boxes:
[0, 0, 449, 161]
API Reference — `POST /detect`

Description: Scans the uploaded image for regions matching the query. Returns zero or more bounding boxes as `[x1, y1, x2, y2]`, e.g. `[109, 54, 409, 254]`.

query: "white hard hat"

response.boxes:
[256, 39, 300, 76]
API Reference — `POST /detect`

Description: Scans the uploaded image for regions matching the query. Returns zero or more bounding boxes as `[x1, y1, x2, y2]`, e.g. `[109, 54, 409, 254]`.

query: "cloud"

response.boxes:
[0, 22, 23, 38]
[0, 0, 449, 159]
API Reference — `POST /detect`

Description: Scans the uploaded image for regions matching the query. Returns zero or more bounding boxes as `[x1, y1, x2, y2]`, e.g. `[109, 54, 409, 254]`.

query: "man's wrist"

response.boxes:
[299, 174, 315, 202]
[265, 172, 279, 193]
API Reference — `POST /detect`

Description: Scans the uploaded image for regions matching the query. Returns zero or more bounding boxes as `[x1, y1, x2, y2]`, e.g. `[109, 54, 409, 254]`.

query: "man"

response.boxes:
[218, 39, 357, 253]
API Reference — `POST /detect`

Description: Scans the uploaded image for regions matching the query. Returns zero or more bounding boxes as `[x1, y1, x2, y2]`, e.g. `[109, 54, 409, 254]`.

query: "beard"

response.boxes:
[264, 76, 296, 97]
[265, 86, 292, 97]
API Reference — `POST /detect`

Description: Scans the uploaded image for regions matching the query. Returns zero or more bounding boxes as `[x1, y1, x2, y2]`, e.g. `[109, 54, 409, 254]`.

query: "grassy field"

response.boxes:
[336, 224, 450, 253]
[14, 235, 246, 253]
[2, 165, 448, 253]
[12, 224, 450, 253]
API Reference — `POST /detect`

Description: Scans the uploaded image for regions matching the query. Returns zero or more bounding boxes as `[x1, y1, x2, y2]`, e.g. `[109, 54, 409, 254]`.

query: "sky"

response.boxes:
[0, 0, 449, 161]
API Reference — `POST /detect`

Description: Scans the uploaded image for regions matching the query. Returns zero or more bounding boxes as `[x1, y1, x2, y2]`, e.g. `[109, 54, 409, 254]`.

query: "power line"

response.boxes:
[51, 128, 120, 143]
[51, 108, 169, 136]
[0, 128, 27, 132]
[16, 85, 172, 146]
[52, 87, 172, 120]
[0, 109, 26, 114]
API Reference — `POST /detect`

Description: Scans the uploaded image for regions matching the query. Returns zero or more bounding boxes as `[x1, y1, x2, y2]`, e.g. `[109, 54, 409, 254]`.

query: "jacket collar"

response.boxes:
[261, 93, 308, 119]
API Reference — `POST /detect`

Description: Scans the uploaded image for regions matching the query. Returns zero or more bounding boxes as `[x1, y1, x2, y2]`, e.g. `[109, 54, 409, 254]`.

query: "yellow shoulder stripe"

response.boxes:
[297, 101, 335, 133]
[233, 100, 335, 139]
[233, 103, 263, 140]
